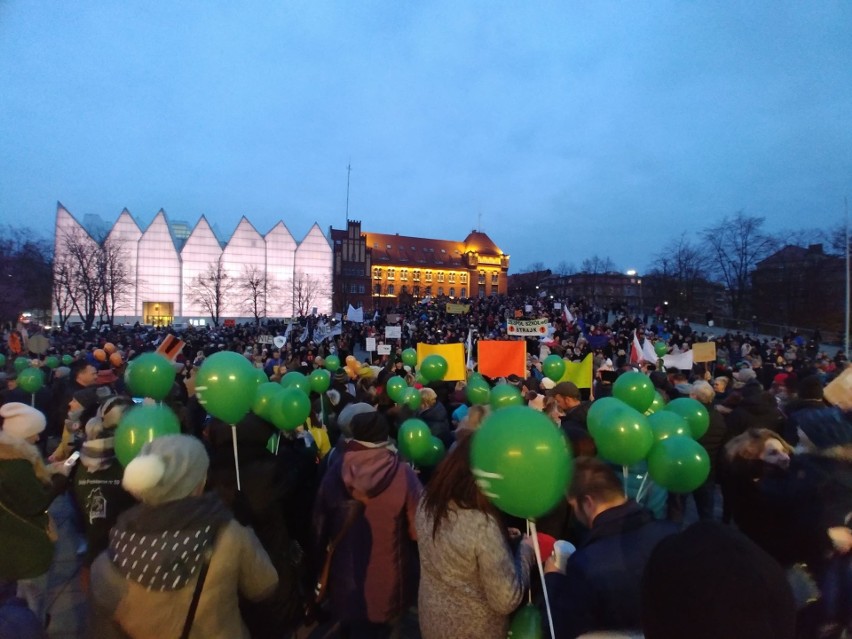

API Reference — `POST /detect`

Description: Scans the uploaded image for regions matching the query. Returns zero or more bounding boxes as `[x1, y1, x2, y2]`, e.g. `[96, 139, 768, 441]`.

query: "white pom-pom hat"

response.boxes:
[122, 435, 209, 505]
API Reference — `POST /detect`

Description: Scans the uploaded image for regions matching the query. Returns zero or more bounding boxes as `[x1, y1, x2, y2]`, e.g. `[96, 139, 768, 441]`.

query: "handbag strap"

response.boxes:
[0, 496, 47, 534]
[179, 546, 213, 639]
[315, 500, 365, 599]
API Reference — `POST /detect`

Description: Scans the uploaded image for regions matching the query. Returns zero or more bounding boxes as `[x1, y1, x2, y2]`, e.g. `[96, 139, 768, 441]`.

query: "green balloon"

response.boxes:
[0, 354, 5, 368]
[420, 354, 448, 382]
[18, 367, 45, 394]
[401, 348, 418, 368]
[421, 436, 447, 467]
[14, 357, 29, 373]
[648, 411, 691, 442]
[489, 384, 523, 411]
[591, 405, 654, 466]
[612, 371, 655, 413]
[309, 368, 331, 394]
[664, 398, 710, 439]
[647, 437, 710, 493]
[398, 418, 432, 462]
[324, 355, 341, 371]
[62, 354, 73, 366]
[271, 387, 311, 431]
[466, 380, 491, 406]
[195, 351, 256, 424]
[644, 391, 665, 416]
[254, 368, 268, 385]
[281, 371, 310, 395]
[44, 356, 59, 369]
[124, 352, 176, 401]
[385, 376, 409, 403]
[114, 404, 181, 466]
[508, 604, 543, 639]
[587, 397, 629, 439]
[401, 386, 422, 411]
[542, 355, 566, 382]
[253, 382, 283, 421]
[654, 341, 668, 357]
[470, 406, 572, 519]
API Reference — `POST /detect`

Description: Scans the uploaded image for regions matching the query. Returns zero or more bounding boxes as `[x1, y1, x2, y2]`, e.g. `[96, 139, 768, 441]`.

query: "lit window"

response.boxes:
[437, 272, 445, 283]
[448, 272, 456, 283]
[478, 271, 485, 284]
[460, 287, 466, 298]
[400, 269, 408, 281]
[449, 287, 455, 298]
[460, 273, 468, 284]
[491, 272, 499, 285]
[425, 271, 432, 282]
[387, 268, 395, 280]
[413, 270, 420, 281]
[373, 267, 381, 279]
[388, 284, 395, 295]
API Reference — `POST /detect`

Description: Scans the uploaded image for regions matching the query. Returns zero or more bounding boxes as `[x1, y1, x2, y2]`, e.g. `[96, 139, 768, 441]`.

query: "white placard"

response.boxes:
[525, 304, 533, 313]
[385, 326, 401, 339]
[365, 337, 377, 352]
[377, 344, 392, 355]
[553, 302, 562, 310]
[257, 335, 274, 344]
[273, 336, 286, 348]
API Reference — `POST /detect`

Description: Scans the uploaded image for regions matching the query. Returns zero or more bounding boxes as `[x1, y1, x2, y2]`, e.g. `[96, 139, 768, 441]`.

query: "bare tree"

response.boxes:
[0, 226, 53, 326]
[580, 255, 615, 300]
[238, 264, 279, 325]
[647, 234, 708, 315]
[97, 236, 134, 325]
[59, 228, 101, 329]
[291, 271, 330, 316]
[188, 256, 234, 327]
[702, 212, 778, 319]
[554, 260, 577, 276]
[51, 255, 76, 329]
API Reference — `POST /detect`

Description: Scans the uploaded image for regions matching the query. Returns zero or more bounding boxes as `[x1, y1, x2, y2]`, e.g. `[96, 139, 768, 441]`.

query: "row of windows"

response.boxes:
[372, 284, 467, 298]
[373, 267, 473, 284]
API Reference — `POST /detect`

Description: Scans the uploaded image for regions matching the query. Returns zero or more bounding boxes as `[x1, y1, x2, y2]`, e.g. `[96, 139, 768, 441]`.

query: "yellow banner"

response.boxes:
[559, 353, 594, 389]
[416, 342, 467, 381]
[446, 303, 470, 314]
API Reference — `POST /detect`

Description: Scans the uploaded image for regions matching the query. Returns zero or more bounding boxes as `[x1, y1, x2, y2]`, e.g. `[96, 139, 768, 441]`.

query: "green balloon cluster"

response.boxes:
[309, 368, 331, 394]
[508, 604, 543, 639]
[0, 354, 5, 368]
[115, 404, 181, 466]
[489, 384, 523, 411]
[401, 348, 418, 368]
[125, 353, 175, 401]
[421, 437, 446, 467]
[466, 379, 491, 406]
[591, 404, 655, 466]
[324, 355, 341, 371]
[18, 367, 45, 394]
[281, 371, 310, 395]
[612, 371, 656, 413]
[648, 411, 691, 442]
[44, 356, 59, 369]
[62, 354, 73, 366]
[647, 436, 710, 493]
[542, 355, 566, 382]
[419, 354, 448, 382]
[253, 382, 283, 422]
[195, 351, 256, 424]
[644, 391, 665, 416]
[401, 387, 422, 411]
[665, 398, 710, 439]
[654, 341, 668, 357]
[386, 376, 409, 403]
[271, 387, 311, 431]
[398, 418, 432, 462]
[14, 357, 29, 373]
[471, 406, 572, 520]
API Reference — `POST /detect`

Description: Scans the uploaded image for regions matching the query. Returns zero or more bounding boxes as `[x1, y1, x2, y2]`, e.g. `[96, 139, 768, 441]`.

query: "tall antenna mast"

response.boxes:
[345, 163, 352, 223]
[845, 196, 849, 360]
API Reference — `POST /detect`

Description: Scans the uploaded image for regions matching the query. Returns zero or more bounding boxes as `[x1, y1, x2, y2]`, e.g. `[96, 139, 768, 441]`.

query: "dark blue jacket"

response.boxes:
[545, 500, 677, 638]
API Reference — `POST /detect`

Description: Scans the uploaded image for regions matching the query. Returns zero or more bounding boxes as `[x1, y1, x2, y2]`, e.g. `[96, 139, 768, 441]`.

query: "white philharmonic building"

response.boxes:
[53, 203, 333, 326]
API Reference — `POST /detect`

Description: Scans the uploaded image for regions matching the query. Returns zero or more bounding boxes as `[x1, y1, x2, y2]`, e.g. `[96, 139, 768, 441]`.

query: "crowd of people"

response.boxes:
[0, 294, 850, 638]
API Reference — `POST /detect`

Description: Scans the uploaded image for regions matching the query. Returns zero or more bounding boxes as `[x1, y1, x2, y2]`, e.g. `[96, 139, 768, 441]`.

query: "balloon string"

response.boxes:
[274, 433, 281, 456]
[231, 424, 242, 491]
[622, 465, 629, 494]
[636, 473, 652, 504]
[529, 520, 555, 639]
[31, 393, 35, 408]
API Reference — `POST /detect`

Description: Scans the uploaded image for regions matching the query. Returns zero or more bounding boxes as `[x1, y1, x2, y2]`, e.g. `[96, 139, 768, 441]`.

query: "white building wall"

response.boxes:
[265, 222, 297, 317]
[295, 223, 333, 315]
[105, 209, 142, 320]
[136, 211, 181, 317]
[180, 216, 222, 318]
[221, 217, 265, 317]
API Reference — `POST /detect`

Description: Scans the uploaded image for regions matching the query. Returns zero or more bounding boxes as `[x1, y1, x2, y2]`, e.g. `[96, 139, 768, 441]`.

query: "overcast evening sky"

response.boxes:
[1, 2, 850, 274]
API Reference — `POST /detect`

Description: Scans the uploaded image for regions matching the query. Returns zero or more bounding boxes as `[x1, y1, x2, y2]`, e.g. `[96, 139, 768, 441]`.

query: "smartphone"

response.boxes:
[64, 451, 81, 467]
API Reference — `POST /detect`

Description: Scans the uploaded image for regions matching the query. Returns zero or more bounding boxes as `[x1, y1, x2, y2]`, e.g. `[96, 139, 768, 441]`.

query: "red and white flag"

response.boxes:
[156, 334, 186, 362]
[563, 303, 575, 326]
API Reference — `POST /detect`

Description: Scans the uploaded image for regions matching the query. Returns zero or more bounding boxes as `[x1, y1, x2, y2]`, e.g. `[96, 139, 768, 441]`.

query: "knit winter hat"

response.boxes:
[337, 402, 376, 439]
[642, 521, 795, 639]
[122, 435, 209, 506]
[351, 411, 389, 444]
[0, 403, 46, 440]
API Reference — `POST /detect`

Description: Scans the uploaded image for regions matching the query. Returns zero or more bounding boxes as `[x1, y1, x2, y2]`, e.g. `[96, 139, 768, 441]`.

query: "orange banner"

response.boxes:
[476, 340, 527, 379]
